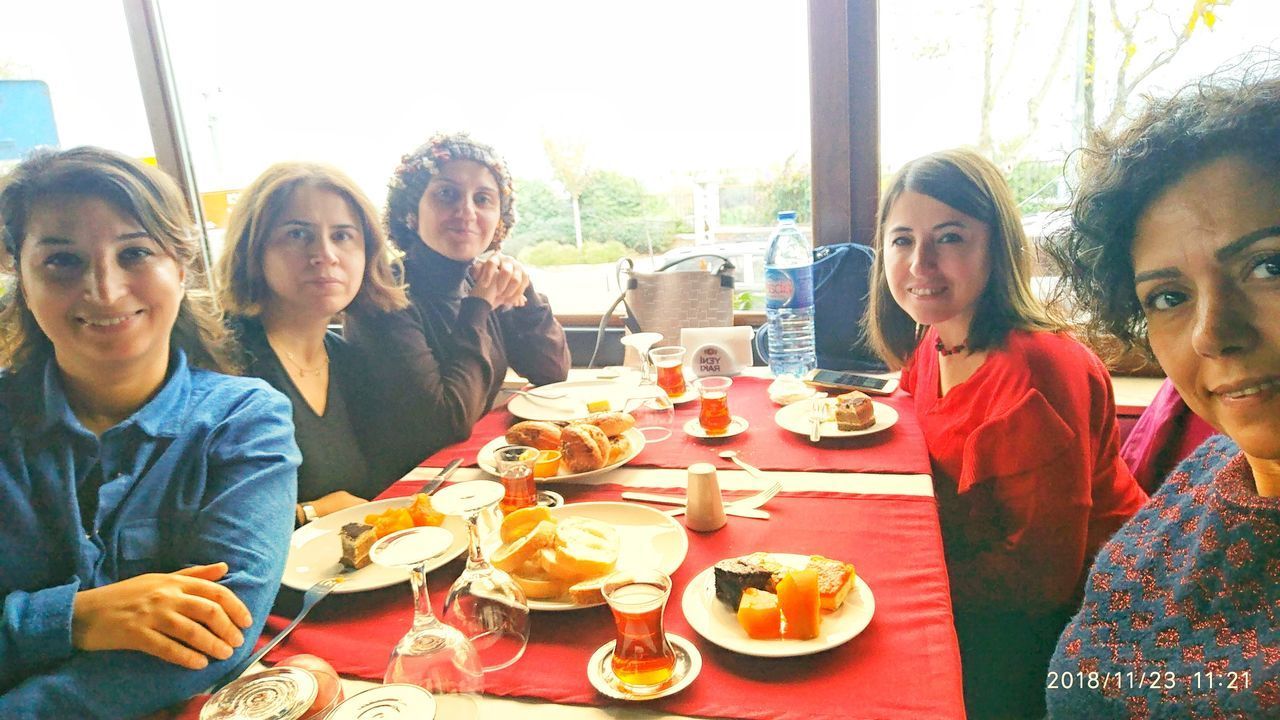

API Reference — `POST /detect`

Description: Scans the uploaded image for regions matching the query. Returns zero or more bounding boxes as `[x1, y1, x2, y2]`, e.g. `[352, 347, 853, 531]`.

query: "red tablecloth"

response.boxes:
[423, 377, 931, 476]
[258, 480, 964, 719]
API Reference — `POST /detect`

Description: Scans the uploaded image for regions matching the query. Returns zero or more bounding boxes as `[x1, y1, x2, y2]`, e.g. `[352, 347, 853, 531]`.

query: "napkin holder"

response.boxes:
[681, 326, 753, 377]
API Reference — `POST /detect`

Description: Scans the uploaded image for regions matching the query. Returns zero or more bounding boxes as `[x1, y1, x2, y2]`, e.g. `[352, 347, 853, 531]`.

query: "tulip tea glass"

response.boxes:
[694, 376, 733, 435]
[433, 480, 531, 673]
[493, 445, 538, 513]
[601, 569, 678, 693]
[371, 526, 484, 697]
[495, 444, 559, 506]
[649, 346, 687, 398]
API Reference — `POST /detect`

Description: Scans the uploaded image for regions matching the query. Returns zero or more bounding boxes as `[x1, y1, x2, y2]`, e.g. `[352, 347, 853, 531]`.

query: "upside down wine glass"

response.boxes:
[371, 526, 483, 698]
[434, 480, 531, 673]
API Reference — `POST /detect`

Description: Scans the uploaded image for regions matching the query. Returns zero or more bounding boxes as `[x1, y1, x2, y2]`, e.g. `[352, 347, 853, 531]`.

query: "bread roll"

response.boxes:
[506, 421, 562, 451]
[561, 424, 609, 472]
[581, 411, 636, 438]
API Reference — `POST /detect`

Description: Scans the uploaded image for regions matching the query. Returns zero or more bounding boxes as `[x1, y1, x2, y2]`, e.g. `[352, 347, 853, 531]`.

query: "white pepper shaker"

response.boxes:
[685, 462, 727, 532]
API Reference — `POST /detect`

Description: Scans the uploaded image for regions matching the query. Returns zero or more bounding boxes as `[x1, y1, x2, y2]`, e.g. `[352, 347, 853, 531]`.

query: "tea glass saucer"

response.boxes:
[682, 416, 749, 439]
[587, 632, 702, 701]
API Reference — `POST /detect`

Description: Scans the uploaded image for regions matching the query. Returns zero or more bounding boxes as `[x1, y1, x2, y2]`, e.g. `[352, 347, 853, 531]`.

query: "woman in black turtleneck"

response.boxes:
[345, 133, 570, 470]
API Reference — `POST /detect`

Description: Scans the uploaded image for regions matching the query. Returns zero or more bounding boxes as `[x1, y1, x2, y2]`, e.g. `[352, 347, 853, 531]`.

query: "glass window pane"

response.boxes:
[157, 0, 810, 314]
[880, 0, 1280, 295]
[0, 1, 154, 162]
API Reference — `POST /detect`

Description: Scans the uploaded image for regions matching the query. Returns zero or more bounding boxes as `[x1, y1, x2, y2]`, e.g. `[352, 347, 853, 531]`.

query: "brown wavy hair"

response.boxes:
[0, 146, 237, 374]
[863, 148, 1062, 368]
[217, 161, 407, 317]
[1046, 60, 1280, 360]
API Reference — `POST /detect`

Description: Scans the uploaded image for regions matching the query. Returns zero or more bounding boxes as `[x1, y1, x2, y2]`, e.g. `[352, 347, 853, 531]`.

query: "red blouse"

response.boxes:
[901, 329, 1148, 614]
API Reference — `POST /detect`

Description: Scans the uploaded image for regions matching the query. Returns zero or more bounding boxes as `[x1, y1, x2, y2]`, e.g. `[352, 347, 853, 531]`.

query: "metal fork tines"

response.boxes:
[213, 575, 344, 690]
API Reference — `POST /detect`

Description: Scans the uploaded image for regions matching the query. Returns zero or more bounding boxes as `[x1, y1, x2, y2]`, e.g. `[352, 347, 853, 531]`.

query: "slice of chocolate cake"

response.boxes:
[339, 522, 376, 570]
[713, 557, 774, 610]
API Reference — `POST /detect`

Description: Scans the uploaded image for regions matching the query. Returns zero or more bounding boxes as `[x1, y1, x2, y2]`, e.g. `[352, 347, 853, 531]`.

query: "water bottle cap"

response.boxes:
[776, 211, 798, 222]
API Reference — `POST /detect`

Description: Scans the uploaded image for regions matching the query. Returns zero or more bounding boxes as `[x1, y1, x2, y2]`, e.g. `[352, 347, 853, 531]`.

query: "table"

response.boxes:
[213, 370, 965, 719]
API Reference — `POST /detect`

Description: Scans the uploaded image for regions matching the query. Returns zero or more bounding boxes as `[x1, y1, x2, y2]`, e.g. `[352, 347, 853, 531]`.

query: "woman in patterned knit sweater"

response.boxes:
[1045, 65, 1280, 717]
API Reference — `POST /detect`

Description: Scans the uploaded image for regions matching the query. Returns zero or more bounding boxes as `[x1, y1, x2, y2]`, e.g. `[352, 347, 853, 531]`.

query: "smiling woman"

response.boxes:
[862, 149, 1147, 719]
[344, 133, 571, 474]
[0, 147, 299, 717]
[1045, 65, 1280, 718]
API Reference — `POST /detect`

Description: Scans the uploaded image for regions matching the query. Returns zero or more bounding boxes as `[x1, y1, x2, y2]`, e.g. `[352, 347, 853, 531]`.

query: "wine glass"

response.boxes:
[619, 332, 663, 384]
[371, 526, 484, 701]
[433, 480, 531, 673]
[622, 387, 675, 443]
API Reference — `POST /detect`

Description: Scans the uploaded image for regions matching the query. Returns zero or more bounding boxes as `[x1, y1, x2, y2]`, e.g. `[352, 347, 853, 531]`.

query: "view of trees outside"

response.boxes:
[3, 2, 1277, 314]
[883, 0, 1276, 217]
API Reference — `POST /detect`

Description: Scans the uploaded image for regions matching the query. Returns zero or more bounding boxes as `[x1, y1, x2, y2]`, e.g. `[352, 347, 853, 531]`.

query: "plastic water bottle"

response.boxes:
[763, 211, 817, 378]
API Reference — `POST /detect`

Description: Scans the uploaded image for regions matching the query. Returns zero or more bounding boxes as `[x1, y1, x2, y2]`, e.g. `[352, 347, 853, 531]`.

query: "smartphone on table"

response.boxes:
[802, 369, 899, 395]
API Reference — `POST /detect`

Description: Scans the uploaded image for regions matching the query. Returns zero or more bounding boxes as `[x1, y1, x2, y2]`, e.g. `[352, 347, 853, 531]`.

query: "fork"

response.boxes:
[717, 450, 783, 510]
[212, 575, 345, 690]
[504, 388, 569, 401]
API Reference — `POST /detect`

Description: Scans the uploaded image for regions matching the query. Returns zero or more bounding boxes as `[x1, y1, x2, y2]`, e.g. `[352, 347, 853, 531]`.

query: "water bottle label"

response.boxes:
[764, 267, 814, 310]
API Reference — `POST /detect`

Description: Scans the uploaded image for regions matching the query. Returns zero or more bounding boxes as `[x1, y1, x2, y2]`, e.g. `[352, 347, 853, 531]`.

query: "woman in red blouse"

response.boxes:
[863, 149, 1148, 719]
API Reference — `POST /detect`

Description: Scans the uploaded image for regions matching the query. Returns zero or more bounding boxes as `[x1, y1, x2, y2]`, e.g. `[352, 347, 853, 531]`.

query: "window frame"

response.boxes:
[122, 0, 879, 318]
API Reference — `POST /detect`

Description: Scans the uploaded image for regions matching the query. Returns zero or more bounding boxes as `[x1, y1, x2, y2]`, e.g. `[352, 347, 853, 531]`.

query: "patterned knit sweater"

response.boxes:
[1046, 435, 1280, 718]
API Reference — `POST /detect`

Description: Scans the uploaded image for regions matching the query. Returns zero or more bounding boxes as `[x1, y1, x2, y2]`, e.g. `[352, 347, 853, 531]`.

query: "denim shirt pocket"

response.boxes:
[115, 518, 163, 577]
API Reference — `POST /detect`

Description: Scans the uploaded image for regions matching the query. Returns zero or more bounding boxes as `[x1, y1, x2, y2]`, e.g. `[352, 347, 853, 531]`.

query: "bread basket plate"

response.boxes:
[680, 553, 875, 657]
[484, 501, 688, 611]
[476, 427, 646, 481]
[283, 498, 468, 594]
[773, 399, 898, 438]
[507, 380, 678, 421]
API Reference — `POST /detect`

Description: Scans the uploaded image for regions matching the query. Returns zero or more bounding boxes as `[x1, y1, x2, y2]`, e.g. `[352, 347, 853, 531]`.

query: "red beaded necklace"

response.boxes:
[935, 338, 968, 357]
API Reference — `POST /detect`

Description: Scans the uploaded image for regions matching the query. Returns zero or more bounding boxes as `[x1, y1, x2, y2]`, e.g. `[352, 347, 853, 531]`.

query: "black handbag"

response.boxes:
[756, 243, 887, 372]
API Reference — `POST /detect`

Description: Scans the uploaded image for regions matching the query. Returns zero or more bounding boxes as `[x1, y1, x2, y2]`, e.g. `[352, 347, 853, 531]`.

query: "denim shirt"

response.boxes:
[0, 352, 300, 718]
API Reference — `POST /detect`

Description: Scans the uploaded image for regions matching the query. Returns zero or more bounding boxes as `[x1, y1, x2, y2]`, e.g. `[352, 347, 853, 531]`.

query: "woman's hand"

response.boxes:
[71, 562, 252, 670]
[469, 253, 530, 310]
[310, 490, 368, 517]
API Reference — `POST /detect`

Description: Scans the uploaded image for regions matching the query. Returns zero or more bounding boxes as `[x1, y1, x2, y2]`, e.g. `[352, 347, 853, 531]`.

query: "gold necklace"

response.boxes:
[280, 347, 329, 378]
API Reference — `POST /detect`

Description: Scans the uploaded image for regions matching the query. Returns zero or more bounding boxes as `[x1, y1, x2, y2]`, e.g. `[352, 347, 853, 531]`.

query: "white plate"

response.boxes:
[477, 427, 646, 481]
[507, 380, 690, 420]
[283, 498, 468, 594]
[682, 415, 749, 439]
[485, 502, 689, 611]
[681, 553, 875, 657]
[773, 398, 899, 438]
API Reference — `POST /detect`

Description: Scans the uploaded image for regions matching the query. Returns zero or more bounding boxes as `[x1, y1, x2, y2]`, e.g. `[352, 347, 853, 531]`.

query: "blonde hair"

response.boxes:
[0, 146, 238, 374]
[218, 162, 407, 317]
[863, 148, 1062, 368]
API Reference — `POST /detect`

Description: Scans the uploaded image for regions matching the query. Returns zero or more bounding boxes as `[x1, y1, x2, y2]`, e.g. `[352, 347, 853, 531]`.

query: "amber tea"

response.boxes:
[602, 571, 677, 692]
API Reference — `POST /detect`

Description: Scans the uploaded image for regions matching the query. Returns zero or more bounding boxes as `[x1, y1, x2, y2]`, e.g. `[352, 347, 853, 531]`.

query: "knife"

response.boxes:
[620, 492, 770, 520]
[421, 459, 463, 496]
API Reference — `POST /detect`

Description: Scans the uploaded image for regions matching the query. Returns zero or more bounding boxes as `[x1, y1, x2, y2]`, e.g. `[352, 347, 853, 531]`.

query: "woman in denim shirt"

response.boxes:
[0, 147, 300, 718]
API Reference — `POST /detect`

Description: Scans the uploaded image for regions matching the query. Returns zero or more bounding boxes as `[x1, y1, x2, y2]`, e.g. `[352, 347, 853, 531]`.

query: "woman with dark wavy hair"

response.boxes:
[345, 132, 570, 469]
[0, 147, 299, 716]
[863, 148, 1146, 719]
[1045, 63, 1280, 717]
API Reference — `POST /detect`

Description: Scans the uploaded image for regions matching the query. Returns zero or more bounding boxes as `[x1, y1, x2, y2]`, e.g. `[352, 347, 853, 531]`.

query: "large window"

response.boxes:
[0, 2, 154, 162]
[880, 0, 1280, 292]
[155, 0, 811, 314]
